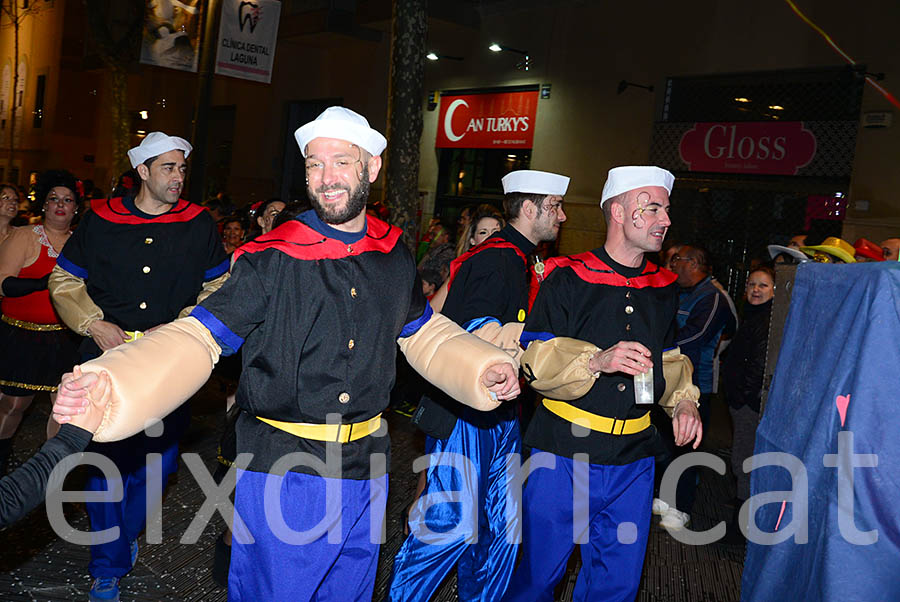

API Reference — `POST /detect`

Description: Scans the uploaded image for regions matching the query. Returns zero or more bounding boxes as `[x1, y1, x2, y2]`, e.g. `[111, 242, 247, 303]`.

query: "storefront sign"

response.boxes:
[678, 121, 816, 176]
[678, 122, 817, 176]
[215, 0, 282, 83]
[436, 90, 538, 149]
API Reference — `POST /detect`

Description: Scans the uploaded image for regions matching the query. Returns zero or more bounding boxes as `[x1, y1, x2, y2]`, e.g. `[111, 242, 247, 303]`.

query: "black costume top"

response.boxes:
[521, 247, 678, 465]
[723, 299, 772, 413]
[414, 225, 533, 438]
[56, 196, 229, 336]
[193, 210, 429, 480]
[0, 424, 92, 529]
[442, 225, 534, 327]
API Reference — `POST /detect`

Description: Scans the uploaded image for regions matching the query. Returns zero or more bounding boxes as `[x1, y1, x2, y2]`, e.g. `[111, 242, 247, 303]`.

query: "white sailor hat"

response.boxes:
[294, 106, 388, 158]
[501, 170, 570, 196]
[600, 166, 675, 207]
[127, 132, 192, 168]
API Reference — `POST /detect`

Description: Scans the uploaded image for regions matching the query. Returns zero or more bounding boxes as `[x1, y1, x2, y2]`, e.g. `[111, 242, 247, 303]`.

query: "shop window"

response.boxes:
[437, 148, 530, 199]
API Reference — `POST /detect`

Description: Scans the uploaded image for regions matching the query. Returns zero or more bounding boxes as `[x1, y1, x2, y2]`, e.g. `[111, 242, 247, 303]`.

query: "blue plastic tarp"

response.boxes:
[742, 262, 900, 601]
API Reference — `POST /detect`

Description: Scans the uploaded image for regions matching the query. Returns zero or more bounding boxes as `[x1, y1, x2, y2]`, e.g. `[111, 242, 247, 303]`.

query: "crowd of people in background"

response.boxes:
[0, 125, 898, 600]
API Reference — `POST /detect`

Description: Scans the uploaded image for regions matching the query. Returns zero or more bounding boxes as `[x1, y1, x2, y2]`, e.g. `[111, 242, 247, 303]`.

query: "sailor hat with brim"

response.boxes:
[127, 132, 193, 168]
[800, 237, 857, 263]
[767, 244, 810, 263]
[600, 166, 674, 207]
[501, 170, 570, 196]
[294, 106, 387, 158]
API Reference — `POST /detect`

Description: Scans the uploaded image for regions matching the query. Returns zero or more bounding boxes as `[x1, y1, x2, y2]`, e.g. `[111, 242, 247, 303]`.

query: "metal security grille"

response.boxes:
[661, 65, 866, 123]
[652, 66, 865, 301]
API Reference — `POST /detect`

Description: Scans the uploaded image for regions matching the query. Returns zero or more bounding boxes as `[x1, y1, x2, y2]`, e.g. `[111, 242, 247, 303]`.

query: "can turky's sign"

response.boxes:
[435, 91, 538, 149]
[678, 122, 817, 176]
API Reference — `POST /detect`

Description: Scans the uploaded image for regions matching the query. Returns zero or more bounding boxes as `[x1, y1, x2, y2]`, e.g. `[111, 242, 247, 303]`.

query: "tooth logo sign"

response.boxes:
[238, 1, 261, 33]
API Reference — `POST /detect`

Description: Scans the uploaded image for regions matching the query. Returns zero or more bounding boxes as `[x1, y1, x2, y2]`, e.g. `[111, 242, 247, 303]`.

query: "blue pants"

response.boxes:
[503, 454, 654, 602]
[389, 407, 521, 602]
[229, 469, 388, 601]
[85, 403, 187, 578]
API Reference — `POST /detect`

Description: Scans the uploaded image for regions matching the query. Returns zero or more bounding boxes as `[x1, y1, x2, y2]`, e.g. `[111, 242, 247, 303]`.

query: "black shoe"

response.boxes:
[212, 532, 231, 588]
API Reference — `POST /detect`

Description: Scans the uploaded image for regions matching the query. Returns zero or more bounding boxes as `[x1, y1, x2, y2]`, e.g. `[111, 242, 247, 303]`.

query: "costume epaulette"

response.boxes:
[234, 215, 401, 262]
[91, 197, 205, 224]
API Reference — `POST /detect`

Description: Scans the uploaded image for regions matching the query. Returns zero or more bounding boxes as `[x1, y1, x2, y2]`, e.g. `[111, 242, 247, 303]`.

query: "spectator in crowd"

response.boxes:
[254, 198, 286, 235]
[416, 218, 446, 263]
[853, 238, 886, 263]
[880, 237, 900, 261]
[270, 200, 309, 230]
[0, 170, 80, 476]
[110, 169, 140, 200]
[455, 203, 504, 257]
[661, 240, 682, 270]
[656, 244, 736, 532]
[787, 233, 808, 249]
[419, 267, 442, 299]
[0, 183, 19, 246]
[722, 266, 775, 541]
[11, 185, 35, 226]
[221, 216, 246, 255]
[429, 205, 506, 312]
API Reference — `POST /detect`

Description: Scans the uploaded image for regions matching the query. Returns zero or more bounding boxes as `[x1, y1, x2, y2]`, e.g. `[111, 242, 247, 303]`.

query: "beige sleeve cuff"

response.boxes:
[178, 271, 230, 319]
[659, 347, 701, 418]
[520, 337, 600, 400]
[398, 312, 516, 411]
[78, 317, 221, 442]
[48, 265, 104, 335]
[469, 321, 525, 363]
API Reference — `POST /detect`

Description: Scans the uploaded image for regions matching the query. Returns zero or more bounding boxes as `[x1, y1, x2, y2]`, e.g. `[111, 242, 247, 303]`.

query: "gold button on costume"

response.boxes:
[142, 266, 151, 274]
[339, 392, 350, 404]
[139, 302, 147, 310]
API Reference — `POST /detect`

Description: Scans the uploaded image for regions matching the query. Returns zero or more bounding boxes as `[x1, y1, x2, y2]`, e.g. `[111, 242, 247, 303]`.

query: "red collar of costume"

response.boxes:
[540, 251, 677, 288]
[91, 197, 205, 224]
[445, 238, 528, 291]
[234, 216, 401, 261]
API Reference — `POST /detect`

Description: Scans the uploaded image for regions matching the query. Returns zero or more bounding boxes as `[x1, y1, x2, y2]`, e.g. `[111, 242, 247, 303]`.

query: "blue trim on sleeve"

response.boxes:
[204, 258, 230, 280]
[519, 330, 555, 349]
[462, 316, 501, 333]
[189, 306, 244, 356]
[55, 253, 88, 279]
[399, 303, 434, 339]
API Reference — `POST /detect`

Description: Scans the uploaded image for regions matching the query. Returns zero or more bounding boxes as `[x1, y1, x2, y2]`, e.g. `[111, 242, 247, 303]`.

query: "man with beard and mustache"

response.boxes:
[503, 166, 702, 601]
[48, 132, 230, 601]
[390, 170, 568, 602]
[51, 107, 521, 600]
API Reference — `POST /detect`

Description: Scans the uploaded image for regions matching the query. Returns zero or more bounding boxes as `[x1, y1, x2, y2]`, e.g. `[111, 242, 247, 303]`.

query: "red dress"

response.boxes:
[0, 225, 78, 394]
[1, 226, 63, 324]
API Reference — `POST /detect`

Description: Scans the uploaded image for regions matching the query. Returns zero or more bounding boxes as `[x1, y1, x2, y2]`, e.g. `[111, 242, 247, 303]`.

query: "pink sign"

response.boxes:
[678, 121, 817, 175]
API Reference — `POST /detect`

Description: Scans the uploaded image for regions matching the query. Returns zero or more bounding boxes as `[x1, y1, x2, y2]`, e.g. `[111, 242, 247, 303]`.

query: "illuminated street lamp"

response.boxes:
[488, 42, 530, 70]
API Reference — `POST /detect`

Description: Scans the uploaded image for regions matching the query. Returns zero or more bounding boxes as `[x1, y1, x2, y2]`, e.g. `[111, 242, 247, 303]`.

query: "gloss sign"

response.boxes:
[435, 90, 538, 149]
[678, 122, 817, 175]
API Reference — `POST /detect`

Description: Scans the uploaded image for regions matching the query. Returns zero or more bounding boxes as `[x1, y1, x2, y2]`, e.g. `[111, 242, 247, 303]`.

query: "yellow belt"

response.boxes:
[543, 398, 650, 436]
[257, 413, 383, 443]
[124, 330, 144, 343]
[2, 315, 65, 331]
